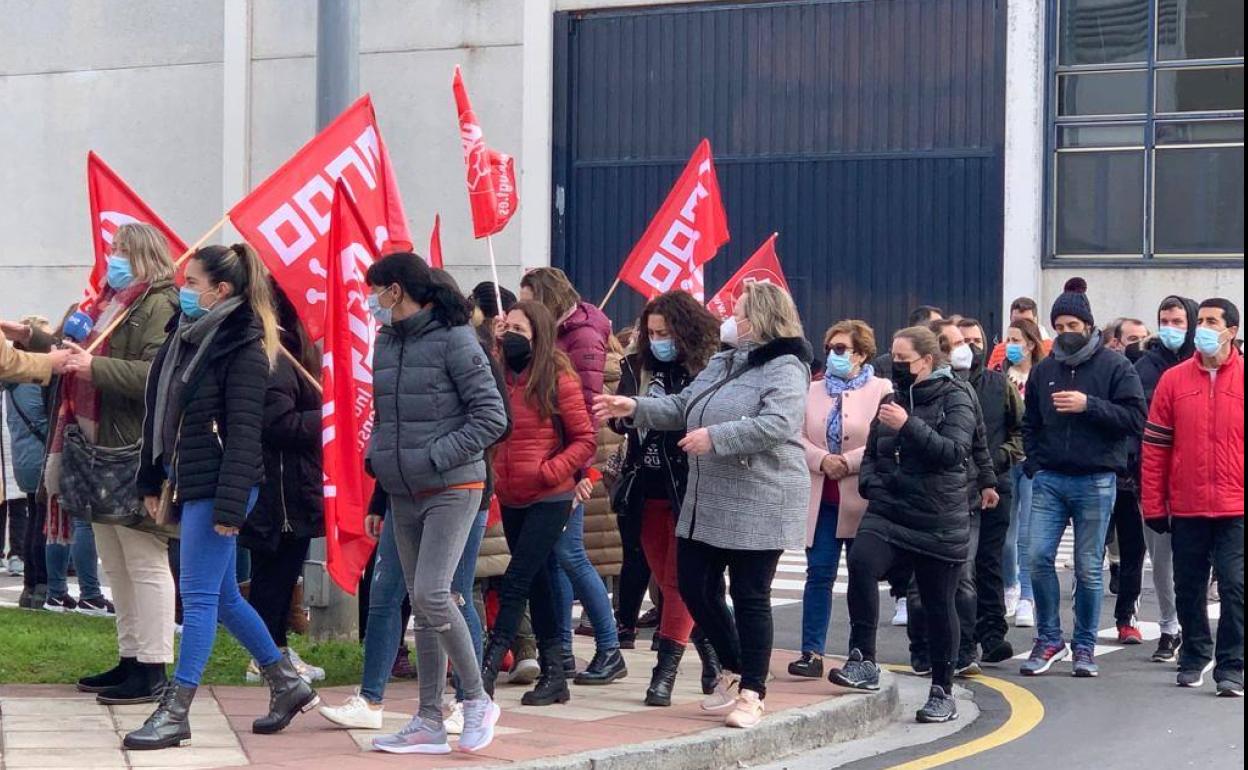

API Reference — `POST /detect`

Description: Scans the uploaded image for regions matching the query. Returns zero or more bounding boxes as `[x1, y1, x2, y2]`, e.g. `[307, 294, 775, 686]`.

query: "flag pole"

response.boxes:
[485, 234, 504, 317]
[83, 214, 231, 354]
[598, 277, 622, 310]
[280, 346, 323, 395]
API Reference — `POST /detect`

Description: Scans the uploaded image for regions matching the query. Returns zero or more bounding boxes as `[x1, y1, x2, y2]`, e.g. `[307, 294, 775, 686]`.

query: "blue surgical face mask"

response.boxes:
[650, 337, 677, 363]
[1005, 343, 1025, 364]
[1157, 325, 1187, 352]
[367, 289, 395, 326]
[1194, 327, 1226, 356]
[106, 254, 134, 291]
[826, 350, 854, 379]
[179, 287, 208, 320]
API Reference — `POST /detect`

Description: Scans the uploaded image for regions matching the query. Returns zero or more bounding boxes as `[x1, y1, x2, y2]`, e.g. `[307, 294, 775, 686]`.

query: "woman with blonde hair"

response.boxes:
[594, 282, 812, 729]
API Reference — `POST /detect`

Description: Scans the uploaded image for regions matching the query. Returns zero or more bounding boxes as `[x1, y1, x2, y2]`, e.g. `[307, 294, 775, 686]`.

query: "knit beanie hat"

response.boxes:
[1050, 277, 1094, 327]
[471, 281, 517, 319]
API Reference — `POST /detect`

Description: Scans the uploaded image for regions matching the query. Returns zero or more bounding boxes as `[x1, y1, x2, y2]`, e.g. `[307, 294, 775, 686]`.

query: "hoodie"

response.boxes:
[1135, 295, 1199, 404]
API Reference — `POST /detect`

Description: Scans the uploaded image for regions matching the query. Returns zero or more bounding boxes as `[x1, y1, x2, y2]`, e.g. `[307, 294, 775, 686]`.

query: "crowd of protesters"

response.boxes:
[2, 238, 1243, 753]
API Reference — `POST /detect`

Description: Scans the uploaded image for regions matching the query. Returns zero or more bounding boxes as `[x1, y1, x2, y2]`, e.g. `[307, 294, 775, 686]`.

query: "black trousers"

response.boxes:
[1111, 487, 1147, 623]
[495, 500, 573, 647]
[908, 513, 981, 667]
[614, 509, 652, 629]
[1172, 516, 1244, 680]
[849, 532, 960, 690]
[676, 537, 780, 697]
[975, 491, 1012, 648]
[1, 496, 29, 559]
[19, 496, 48, 590]
[248, 536, 311, 648]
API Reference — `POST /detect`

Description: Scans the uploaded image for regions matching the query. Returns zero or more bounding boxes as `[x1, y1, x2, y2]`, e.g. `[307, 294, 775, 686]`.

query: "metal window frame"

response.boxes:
[1043, 0, 1245, 267]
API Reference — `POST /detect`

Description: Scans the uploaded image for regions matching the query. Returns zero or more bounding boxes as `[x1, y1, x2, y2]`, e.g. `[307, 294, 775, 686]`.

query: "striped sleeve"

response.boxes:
[1142, 420, 1174, 448]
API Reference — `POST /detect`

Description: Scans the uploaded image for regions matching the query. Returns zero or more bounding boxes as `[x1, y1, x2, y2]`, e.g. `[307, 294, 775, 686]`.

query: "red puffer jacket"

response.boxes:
[494, 369, 598, 507]
[1141, 347, 1244, 520]
[557, 301, 612, 413]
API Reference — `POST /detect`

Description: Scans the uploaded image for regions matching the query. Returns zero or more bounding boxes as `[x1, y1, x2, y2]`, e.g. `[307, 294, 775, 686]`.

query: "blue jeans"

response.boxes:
[174, 490, 281, 688]
[47, 518, 104, 601]
[360, 515, 407, 704]
[1003, 465, 1035, 601]
[800, 502, 852, 655]
[549, 504, 619, 652]
[1029, 471, 1116, 650]
[452, 507, 488, 701]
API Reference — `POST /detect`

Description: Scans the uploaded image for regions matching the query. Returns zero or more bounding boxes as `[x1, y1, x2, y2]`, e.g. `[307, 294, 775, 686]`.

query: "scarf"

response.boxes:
[150, 297, 245, 463]
[824, 364, 874, 455]
[1052, 329, 1102, 369]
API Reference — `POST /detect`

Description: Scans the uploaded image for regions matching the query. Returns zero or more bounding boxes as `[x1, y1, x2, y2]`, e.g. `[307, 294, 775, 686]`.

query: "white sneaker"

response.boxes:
[444, 700, 464, 736]
[508, 656, 541, 685]
[725, 689, 764, 729]
[7, 555, 24, 578]
[320, 691, 385, 729]
[701, 672, 740, 714]
[288, 648, 326, 682]
[1004, 584, 1021, 618]
[1015, 599, 1036, 628]
[245, 659, 263, 683]
[891, 598, 908, 627]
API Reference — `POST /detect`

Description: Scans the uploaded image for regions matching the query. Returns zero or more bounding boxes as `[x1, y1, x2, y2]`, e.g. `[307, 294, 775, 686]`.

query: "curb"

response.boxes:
[503, 672, 900, 770]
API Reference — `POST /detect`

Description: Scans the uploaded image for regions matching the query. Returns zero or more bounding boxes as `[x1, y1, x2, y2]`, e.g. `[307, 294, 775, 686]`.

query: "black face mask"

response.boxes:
[501, 332, 533, 373]
[1056, 331, 1090, 355]
[969, 344, 986, 371]
[1124, 341, 1146, 363]
[891, 361, 918, 394]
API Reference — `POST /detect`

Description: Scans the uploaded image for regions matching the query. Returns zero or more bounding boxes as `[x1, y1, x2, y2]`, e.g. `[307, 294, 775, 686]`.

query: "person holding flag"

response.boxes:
[362, 253, 508, 756]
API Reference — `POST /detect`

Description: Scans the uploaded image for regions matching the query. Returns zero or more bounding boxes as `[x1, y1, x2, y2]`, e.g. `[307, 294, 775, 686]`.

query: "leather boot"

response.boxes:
[521, 642, 570, 706]
[252, 652, 320, 734]
[288, 580, 309, 636]
[644, 637, 685, 707]
[98, 662, 168, 705]
[481, 634, 510, 697]
[692, 629, 721, 696]
[78, 657, 136, 693]
[573, 648, 627, 685]
[123, 682, 196, 750]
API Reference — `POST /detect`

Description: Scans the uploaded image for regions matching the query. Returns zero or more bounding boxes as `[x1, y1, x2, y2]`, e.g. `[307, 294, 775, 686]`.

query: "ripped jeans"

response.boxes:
[389, 488, 486, 722]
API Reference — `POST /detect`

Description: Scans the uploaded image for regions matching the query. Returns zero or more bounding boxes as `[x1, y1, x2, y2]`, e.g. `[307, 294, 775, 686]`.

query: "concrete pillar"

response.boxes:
[222, 0, 252, 243]
[520, 0, 555, 269]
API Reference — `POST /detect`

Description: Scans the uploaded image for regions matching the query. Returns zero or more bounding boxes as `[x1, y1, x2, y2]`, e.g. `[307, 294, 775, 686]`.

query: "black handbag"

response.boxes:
[59, 425, 145, 527]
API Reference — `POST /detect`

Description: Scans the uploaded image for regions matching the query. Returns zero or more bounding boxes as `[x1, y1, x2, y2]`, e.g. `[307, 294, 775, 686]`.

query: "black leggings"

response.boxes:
[848, 532, 961, 689]
[677, 537, 781, 697]
[248, 537, 311, 648]
[495, 500, 573, 647]
[614, 510, 652, 629]
[1111, 488, 1147, 623]
[19, 495, 48, 590]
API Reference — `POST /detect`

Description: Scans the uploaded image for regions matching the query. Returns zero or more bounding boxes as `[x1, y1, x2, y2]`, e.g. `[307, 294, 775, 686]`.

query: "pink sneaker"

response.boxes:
[701, 672, 740, 714]
[725, 689, 764, 728]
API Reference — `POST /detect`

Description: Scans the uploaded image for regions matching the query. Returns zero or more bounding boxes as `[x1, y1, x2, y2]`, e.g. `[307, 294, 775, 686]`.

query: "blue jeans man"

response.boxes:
[47, 517, 106, 605]
[1028, 471, 1116, 656]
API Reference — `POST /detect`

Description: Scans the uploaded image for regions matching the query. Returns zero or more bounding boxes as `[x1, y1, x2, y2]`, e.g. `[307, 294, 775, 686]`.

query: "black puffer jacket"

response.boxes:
[610, 354, 696, 516]
[1136, 296, 1199, 404]
[858, 368, 977, 562]
[240, 344, 323, 552]
[138, 304, 269, 529]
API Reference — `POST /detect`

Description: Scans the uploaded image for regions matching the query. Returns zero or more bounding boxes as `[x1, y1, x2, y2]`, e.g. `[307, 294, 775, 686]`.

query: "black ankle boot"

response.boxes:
[522, 642, 571, 706]
[644, 638, 685, 707]
[574, 648, 627, 685]
[252, 652, 320, 734]
[78, 657, 137, 693]
[123, 682, 196, 750]
[98, 662, 168, 705]
[692, 630, 721, 695]
[481, 635, 510, 698]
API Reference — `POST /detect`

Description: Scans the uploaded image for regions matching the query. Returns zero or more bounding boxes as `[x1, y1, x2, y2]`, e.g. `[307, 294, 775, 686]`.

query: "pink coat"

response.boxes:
[800, 375, 893, 545]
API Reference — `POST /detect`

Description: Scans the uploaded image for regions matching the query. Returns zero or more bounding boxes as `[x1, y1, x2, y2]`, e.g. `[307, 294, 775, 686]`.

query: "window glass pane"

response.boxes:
[1154, 146, 1245, 254]
[1059, 0, 1150, 65]
[1055, 150, 1145, 254]
[1157, 0, 1245, 61]
[1156, 120, 1245, 144]
[1058, 71, 1148, 116]
[1059, 124, 1146, 147]
[1155, 66, 1246, 112]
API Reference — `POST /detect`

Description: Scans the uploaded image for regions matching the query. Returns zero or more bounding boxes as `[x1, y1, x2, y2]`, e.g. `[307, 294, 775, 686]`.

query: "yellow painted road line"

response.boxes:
[882, 673, 1045, 770]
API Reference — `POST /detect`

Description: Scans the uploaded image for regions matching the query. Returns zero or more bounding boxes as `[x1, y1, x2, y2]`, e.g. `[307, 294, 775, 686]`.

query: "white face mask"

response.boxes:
[720, 317, 740, 347]
[951, 344, 974, 371]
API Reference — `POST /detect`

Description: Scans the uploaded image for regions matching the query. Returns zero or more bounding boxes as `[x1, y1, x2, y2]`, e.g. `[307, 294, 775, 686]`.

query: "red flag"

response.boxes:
[85, 152, 189, 309]
[616, 140, 728, 302]
[706, 233, 789, 320]
[229, 94, 411, 341]
[453, 66, 518, 238]
[320, 181, 379, 594]
[429, 214, 444, 268]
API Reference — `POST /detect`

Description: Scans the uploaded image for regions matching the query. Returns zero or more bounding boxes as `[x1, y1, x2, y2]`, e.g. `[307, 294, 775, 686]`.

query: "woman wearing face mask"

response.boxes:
[356, 254, 508, 756]
[789, 320, 892, 679]
[126, 244, 311, 750]
[609, 290, 722, 705]
[1000, 318, 1045, 628]
[594, 283, 812, 730]
[830, 326, 977, 725]
[46, 224, 178, 706]
[480, 300, 598, 706]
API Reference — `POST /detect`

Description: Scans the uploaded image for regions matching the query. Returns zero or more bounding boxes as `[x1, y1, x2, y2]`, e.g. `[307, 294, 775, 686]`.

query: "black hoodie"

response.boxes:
[1135, 295, 1199, 404]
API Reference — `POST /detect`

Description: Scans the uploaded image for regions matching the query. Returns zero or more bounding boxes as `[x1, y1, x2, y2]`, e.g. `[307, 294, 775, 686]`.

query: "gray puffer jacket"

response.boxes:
[632, 337, 812, 552]
[369, 311, 508, 498]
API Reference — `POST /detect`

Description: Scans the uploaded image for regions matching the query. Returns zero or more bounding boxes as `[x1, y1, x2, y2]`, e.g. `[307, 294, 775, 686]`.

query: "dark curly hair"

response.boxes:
[636, 290, 721, 374]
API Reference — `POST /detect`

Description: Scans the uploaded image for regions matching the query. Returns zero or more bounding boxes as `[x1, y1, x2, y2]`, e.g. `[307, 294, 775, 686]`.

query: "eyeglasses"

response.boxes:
[825, 343, 854, 356]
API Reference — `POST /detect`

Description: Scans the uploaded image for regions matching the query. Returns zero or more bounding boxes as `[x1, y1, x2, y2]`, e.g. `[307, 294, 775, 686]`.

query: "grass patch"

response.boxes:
[0, 607, 365, 686]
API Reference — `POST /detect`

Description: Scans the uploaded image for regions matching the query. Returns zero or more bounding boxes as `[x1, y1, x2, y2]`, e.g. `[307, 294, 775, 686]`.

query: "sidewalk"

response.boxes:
[0, 641, 896, 770]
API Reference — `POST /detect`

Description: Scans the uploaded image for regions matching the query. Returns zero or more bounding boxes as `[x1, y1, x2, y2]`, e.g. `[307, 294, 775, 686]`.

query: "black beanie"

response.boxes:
[1050, 277, 1094, 327]
[472, 281, 517, 319]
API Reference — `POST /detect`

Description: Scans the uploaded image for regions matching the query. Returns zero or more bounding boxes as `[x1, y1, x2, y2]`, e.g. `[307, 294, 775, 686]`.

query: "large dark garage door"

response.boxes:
[552, 0, 1006, 342]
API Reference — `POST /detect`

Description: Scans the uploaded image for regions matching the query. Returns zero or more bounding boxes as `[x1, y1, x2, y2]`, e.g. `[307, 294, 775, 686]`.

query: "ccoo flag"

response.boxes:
[453, 66, 518, 239]
[706, 233, 789, 320]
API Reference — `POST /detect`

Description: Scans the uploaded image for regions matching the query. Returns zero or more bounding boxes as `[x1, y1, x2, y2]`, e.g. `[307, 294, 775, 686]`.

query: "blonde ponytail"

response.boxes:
[232, 243, 280, 367]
